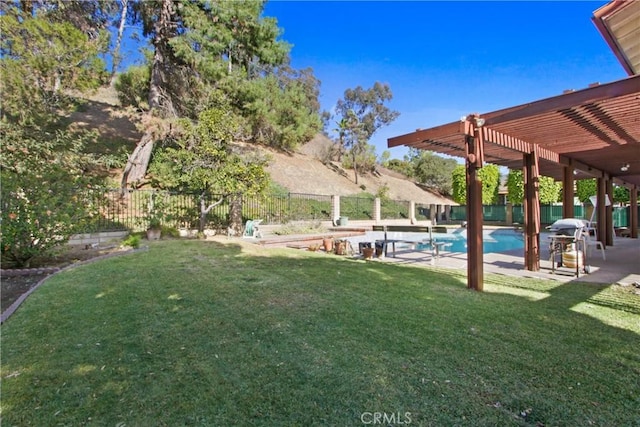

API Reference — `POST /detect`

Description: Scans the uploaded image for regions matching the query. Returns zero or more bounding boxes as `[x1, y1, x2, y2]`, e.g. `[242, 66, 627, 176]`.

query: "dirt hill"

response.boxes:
[72, 88, 454, 205]
[264, 134, 454, 205]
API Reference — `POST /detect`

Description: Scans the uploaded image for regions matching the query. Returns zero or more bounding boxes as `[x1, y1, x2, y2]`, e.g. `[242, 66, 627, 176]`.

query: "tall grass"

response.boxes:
[2, 240, 639, 426]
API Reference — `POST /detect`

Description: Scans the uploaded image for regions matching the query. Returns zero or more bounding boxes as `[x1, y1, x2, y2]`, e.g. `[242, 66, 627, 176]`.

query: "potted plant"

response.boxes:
[362, 246, 375, 259]
[143, 192, 169, 240]
[322, 236, 334, 252]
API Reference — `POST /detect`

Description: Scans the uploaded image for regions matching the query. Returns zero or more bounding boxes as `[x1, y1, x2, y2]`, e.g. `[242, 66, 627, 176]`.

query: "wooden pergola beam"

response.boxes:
[482, 128, 560, 163]
[482, 75, 640, 126]
[387, 121, 469, 148]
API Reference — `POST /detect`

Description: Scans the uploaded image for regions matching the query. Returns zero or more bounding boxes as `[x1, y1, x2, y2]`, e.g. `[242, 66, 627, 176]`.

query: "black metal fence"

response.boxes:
[76, 189, 336, 232]
[59, 189, 638, 233]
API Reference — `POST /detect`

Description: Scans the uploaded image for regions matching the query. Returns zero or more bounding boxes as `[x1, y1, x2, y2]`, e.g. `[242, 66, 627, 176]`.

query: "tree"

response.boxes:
[505, 169, 561, 204]
[0, 122, 103, 267]
[506, 170, 525, 205]
[385, 159, 413, 177]
[0, 3, 109, 266]
[451, 165, 467, 205]
[0, 6, 108, 124]
[239, 64, 322, 151]
[451, 164, 501, 204]
[613, 185, 629, 205]
[109, 0, 129, 87]
[115, 64, 150, 109]
[341, 143, 377, 177]
[121, 0, 292, 187]
[576, 178, 596, 203]
[149, 107, 269, 233]
[331, 82, 400, 184]
[575, 178, 628, 205]
[332, 117, 349, 162]
[409, 150, 458, 196]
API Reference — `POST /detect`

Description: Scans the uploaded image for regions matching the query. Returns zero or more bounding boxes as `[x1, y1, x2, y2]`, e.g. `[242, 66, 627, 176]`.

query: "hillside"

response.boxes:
[264, 134, 454, 205]
[71, 89, 454, 205]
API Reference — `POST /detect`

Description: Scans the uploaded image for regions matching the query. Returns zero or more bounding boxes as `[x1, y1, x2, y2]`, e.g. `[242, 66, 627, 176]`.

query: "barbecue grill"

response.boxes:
[546, 218, 590, 276]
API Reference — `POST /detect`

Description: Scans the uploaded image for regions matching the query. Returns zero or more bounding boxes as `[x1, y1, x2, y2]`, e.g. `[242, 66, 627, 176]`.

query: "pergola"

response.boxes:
[387, 11, 640, 290]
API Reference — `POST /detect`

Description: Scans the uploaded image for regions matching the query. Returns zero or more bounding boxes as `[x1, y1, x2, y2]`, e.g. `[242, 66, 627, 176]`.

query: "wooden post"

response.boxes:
[630, 186, 638, 239]
[465, 116, 484, 291]
[523, 148, 540, 271]
[562, 166, 575, 219]
[597, 178, 606, 246]
[606, 179, 614, 246]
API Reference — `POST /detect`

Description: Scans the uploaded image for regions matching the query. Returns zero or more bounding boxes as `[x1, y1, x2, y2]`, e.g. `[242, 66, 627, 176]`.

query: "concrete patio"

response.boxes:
[377, 231, 640, 286]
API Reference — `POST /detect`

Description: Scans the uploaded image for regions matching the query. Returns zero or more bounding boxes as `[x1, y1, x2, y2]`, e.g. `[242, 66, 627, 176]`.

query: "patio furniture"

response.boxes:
[583, 229, 606, 260]
[243, 219, 263, 238]
[547, 218, 591, 277]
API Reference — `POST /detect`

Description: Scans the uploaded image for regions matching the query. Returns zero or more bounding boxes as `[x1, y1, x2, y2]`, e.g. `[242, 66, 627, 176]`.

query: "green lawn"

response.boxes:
[2, 239, 639, 426]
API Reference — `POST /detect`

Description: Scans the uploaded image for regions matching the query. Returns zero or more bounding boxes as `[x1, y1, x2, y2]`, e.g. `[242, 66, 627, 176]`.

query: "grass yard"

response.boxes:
[1, 239, 639, 426]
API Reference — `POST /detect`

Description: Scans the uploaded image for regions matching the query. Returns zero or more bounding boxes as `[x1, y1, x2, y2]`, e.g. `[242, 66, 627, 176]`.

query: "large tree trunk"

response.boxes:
[229, 194, 243, 236]
[352, 152, 359, 185]
[120, 130, 154, 188]
[109, 0, 128, 87]
[199, 193, 224, 233]
[121, 0, 174, 189]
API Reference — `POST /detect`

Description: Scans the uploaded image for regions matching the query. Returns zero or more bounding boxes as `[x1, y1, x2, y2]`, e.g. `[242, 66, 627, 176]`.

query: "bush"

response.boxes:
[121, 234, 141, 249]
[115, 66, 150, 109]
[1, 177, 101, 268]
[0, 122, 102, 268]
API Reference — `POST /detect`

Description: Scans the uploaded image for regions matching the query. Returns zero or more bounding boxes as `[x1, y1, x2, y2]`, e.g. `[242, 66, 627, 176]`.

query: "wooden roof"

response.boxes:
[388, 74, 640, 188]
[592, 0, 640, 76]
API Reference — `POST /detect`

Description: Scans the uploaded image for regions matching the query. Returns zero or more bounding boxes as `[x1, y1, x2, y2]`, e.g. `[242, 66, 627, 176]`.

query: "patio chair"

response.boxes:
[582, 229, 605, 260]
[243, 219, 263, 238]
[587, 195, 615, 242]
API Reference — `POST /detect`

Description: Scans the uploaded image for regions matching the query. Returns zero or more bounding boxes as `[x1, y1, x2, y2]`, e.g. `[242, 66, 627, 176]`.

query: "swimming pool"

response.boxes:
[348, 228, 524, 254]
[419, 228, 524, 253]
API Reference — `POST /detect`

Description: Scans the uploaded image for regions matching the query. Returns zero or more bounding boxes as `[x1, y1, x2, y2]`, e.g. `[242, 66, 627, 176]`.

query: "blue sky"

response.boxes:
[262, 1, 627, 160]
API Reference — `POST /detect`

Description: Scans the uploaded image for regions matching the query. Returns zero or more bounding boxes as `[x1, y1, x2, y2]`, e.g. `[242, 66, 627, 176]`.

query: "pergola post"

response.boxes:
[606, 179, 614, 246]
[523, 148, 541, 271]
[562, 166, 575, 219]
[465, 117, 484, 291]
[596, 178, 607, 246]
[630, 187, 638, 239]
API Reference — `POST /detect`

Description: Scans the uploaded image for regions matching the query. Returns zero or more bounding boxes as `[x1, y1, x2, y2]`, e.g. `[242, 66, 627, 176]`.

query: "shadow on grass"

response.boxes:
[2, 239, 639, 426]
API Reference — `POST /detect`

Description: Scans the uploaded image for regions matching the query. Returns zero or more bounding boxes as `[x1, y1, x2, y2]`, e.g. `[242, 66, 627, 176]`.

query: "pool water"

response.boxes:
[349, 228, 524, 255]
[417, 228, 524, 254]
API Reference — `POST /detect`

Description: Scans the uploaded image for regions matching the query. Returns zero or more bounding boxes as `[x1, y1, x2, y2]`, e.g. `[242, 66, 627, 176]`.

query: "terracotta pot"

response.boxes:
[322, 238, 333, 252]
[334, 240, 346, 255]
[362, 247, 375, 259]
[146, 228, 162, 240]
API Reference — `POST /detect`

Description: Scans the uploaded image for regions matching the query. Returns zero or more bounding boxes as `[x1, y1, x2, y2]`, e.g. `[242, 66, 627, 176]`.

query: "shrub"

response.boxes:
[121, 234, 141, 249]
[0, 122, 102, 268]
[115, 65, 150, 109]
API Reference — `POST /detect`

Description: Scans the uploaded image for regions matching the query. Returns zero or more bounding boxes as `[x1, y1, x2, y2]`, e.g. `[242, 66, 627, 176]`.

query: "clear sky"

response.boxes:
[262, 0, 628, 160]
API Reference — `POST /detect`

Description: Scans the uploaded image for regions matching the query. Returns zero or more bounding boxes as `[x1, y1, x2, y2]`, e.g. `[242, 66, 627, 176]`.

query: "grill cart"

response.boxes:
[547, 218, 591, 277]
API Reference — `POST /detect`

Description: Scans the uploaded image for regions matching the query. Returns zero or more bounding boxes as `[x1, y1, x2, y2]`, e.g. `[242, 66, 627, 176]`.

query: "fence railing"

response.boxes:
[65, 189, 638, 233]
[452, 204, 631, 227]
[77, 190, 337, 232]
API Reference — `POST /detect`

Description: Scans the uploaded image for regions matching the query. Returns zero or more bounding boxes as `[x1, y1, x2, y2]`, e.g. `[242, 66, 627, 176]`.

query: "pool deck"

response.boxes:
[374, 231, 640, 286]
[257, 222, 640, 286]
